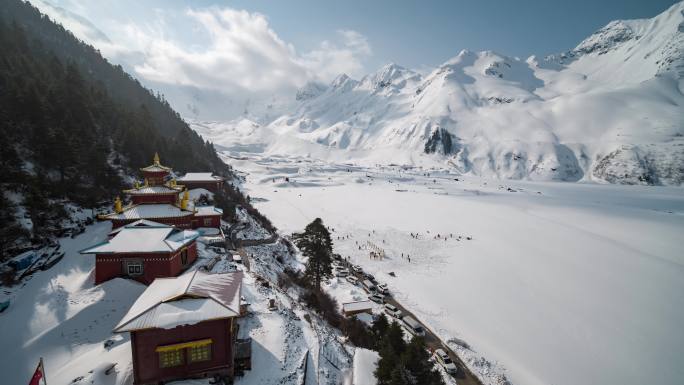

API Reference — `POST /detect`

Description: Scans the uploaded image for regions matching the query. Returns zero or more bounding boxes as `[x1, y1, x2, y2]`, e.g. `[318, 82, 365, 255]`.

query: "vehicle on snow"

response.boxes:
[383, 303, 402, 318]
[346, 275, 359, 285]
[369, 293, 384, 304]
[362, 279, 377, 293]
[364, 273, 377, 283]
[377, 283, 389, 295]
[402, 316, 425, 336]
[336, 269, 350, 278]
[433, 348, 458, 375]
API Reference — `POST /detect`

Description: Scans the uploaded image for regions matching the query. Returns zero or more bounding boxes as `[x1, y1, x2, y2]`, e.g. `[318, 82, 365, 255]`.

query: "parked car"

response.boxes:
[346, 275, 359, 285]
[433, 349, 458, 375]
[369, 293, 385, 304]
[364, 273, 377, 283]
[352, 265, 363, 273]
[402, 316, 425, 336]
[377, 283, 389, 295]
[336, 269, 350, 278]
[362, 279, 377, 293]
[383, 303, 402, 318]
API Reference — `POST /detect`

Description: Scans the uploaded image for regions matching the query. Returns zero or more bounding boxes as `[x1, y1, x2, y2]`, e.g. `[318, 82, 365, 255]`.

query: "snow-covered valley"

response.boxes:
[225, 152, 684, 385]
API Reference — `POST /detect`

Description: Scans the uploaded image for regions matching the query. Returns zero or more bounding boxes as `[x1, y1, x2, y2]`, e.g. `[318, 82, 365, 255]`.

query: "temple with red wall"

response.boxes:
[114, 270, 243, 384]
[80, 220, 199, 285]
[98, 154, 224, 229]
[178, 172, 225, 192]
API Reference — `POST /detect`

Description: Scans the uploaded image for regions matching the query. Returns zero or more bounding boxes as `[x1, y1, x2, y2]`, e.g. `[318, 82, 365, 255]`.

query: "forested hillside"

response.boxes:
[0, 0, 234, 258]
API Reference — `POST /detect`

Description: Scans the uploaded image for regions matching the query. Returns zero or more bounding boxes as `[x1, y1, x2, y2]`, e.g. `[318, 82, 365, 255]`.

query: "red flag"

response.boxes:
[29, 358, 46, 385]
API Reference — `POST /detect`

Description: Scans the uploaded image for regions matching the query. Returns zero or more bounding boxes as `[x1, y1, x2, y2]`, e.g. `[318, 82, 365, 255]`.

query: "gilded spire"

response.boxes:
[153, 152, 160, 165]
[180, 189, 190, 210]
[114, 196, 123, 214]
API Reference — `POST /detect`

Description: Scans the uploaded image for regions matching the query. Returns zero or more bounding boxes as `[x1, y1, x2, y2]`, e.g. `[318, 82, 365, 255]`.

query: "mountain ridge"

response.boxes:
[192, 2, 684, 185]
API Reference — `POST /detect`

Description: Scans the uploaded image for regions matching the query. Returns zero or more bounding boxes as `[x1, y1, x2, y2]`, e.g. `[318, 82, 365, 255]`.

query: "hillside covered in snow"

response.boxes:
[193, 2, 684, 185]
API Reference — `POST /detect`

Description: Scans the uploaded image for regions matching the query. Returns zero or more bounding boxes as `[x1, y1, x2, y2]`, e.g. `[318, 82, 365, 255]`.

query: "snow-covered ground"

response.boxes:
[350, 348, 378, 385]
[0, 222, 143, 385]
[0, 214, 358, 385]
[227, 153, 684, 385]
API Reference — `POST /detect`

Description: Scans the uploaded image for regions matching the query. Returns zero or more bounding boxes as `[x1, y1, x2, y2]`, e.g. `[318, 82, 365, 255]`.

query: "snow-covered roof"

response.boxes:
[140, 164, 171, 172]
[188, 188, 214, 200]
[342, 300, 374, 314]
[123, 185, 182, 195]
[194, 205, 223, 216]
[101, 203, 193, 220]
[114, 270, 242, 332]
[81, 222, 199, 254]
[108, 219, 170, 236]
[178, 172, 224, 182]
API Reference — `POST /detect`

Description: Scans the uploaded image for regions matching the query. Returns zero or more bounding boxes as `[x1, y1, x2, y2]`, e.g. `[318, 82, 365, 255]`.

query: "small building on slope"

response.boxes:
[80, 220, 199, 284]
[178, 172, 225, 192]
[114, 270, 243, 385]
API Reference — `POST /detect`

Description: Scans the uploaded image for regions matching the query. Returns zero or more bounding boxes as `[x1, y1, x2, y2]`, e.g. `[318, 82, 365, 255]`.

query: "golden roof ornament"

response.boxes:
[114, 196, 123, 214]
[153, 152, 160, 165]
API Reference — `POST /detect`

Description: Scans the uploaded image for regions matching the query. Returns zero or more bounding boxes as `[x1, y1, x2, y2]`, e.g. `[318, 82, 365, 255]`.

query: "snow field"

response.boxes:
[236, 156, 684, 385]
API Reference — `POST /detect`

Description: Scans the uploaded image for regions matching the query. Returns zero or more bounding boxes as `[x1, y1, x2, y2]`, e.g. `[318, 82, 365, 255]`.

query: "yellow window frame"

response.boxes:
[155, 338, 213, 352]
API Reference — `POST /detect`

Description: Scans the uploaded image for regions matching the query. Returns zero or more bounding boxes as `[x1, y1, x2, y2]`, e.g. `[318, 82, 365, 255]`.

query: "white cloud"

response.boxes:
[301, 30, 373, 81]
[126, 7, 372, 94]
[30, 1, 374, 119]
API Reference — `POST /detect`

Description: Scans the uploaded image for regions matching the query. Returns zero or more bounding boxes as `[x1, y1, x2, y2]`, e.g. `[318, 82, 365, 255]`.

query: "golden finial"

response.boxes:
[153, 152, 160, 165]
[180, 189, 190, 210]
[134, 180, 141, 189]
[114, 196, 123, 214]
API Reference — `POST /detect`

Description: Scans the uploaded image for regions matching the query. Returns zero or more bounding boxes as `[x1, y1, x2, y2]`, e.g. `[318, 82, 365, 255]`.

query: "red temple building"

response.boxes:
[124, 181, 184, 205]
[80, 220, 199, 285]
[141, 152, 172, 186]
[98, 154, 224, 229]
[177, 172, 225, 192]
[114, 270, 243, 385]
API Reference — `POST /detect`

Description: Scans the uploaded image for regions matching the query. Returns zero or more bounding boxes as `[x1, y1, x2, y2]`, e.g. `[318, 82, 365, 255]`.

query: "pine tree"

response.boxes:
[372, 313, 390, 342]
[375, 322, 407, 384]
[400, 337, 443, 385]
[292, 218, 333, 289]
[0, 187, 28, 261]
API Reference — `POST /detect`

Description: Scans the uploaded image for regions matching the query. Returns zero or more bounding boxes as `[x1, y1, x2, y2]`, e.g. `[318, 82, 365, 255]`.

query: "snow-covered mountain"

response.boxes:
[193, 2, 684, 185]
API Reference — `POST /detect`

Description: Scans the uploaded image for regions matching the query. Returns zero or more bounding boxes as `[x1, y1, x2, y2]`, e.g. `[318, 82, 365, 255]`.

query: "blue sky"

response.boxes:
[32, 0, 680, 119]
[218, 0, 679, 68]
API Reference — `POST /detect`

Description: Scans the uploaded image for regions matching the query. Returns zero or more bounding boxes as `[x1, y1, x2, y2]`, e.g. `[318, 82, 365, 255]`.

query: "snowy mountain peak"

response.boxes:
[296, 81, 328, 101]
[573, 20, 636, 56]
[359, 62, 421, 93]
[546, 1, 684, 81]
[330, 73, 358, 90]
[195, 3, 684, 186]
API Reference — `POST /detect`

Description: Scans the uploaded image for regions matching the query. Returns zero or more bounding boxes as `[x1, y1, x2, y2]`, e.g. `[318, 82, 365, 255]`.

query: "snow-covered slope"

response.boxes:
[193, 2, 684, 185]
